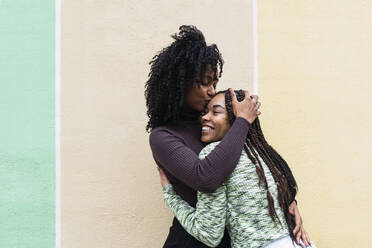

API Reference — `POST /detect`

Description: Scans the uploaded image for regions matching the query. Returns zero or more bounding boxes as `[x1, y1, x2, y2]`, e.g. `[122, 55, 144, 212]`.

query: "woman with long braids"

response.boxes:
[146, 25, 308, 247]
[157, 90, 316, 248]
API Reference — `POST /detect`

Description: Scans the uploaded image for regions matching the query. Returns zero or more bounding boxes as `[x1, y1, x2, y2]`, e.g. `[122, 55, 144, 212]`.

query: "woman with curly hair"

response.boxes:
[145, 25, 307, 248]
[157, 90, 316, 248]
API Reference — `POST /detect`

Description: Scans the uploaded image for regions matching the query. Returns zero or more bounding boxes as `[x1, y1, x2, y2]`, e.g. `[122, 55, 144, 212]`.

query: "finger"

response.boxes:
[307, 235, 312, 246]
[250, 94, 259, 101]
[300, 228, 309, 245]
[302, 237, 310, 247]
[298, 216, 303, 226]
[303, 229, 311, 246]
[243, 90, 251, 101]
[229, 88, 238, 103]
[295, 208, 303, 225]
[254, 101, 261, 110]
[301, 231, 309, 247]
[250, 94, 257, 103]
[293, 213, 301, 233]
[293, 223, 300, 236]
[296, 229, 302, 246]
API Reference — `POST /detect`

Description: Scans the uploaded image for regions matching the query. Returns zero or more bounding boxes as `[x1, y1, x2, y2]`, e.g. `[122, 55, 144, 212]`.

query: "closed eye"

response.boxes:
[200, 109, 209, 116]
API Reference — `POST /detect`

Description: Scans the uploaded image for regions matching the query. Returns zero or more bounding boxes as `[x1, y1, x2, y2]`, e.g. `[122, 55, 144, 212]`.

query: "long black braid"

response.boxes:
[220, 89, 298, 241]
[145, 25, 224, 132]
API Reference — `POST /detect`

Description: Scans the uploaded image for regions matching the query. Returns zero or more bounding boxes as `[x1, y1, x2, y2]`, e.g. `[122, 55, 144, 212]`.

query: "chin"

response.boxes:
[201, 136, 212, 143]
[201, 135, 217, 143]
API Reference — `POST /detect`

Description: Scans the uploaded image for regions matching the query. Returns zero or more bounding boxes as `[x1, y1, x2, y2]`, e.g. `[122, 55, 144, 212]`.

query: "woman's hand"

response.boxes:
[229, 88, 261, 124]
[289, 201, 312, 247]
[157, 166, 171, 188]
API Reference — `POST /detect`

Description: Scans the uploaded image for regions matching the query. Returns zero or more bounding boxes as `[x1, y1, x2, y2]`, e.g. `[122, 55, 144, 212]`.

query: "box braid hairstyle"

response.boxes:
[219, 89, 299, 241]
[145, 25, 223, 132]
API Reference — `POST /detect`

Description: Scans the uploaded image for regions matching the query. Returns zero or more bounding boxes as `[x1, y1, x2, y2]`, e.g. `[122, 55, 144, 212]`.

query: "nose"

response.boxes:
[207, 85, 216, 97]
[201, 111, 210, 123]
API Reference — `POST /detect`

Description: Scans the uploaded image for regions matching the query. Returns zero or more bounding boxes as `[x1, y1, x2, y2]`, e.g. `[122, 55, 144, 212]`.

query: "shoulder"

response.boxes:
[198, 141, 221, 159]
[149, 125, 185, 148]
[150, 124, 181, 139]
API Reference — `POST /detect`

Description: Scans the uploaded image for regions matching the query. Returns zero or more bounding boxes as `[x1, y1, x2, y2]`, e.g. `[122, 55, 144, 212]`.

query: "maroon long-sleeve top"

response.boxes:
[149, 109, 250, 248]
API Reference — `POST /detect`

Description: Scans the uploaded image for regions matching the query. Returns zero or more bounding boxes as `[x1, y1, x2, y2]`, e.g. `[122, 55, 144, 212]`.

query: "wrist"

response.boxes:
[236, 115, 252, 124]
[235, 117, 252, 129]
[162, 182, 171, 188]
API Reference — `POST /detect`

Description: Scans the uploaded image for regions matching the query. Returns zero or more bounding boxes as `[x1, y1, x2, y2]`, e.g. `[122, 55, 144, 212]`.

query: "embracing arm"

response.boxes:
[162, 183, 227, 247]
[150, 117, 249, 193]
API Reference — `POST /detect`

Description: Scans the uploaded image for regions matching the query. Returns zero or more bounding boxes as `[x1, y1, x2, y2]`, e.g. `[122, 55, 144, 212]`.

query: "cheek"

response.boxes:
[185, 86, 199, 105]
[198, 86, 209, 97]
[215, 118, 230, 137]
[220, 119, 230, 136]
[188, 85, 206, 101]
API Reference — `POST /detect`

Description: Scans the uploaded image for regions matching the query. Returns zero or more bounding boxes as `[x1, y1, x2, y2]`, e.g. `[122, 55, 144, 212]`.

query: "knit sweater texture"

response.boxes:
[149, 109, 251, 248]
[162, 141, 289, 248]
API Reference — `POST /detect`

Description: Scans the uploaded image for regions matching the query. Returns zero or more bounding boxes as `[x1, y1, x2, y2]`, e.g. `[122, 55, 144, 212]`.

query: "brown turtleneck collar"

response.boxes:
[179, 107, 201, 124]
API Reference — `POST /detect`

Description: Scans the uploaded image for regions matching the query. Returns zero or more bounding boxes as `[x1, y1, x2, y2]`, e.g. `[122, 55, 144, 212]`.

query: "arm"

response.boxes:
[150, 117, 250, 193]
[158, 143, 228, 247]
[162, 183, 227, 247]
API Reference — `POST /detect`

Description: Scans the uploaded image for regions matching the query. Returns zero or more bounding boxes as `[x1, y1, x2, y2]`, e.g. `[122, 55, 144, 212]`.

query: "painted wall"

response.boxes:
[259, 1, 372, 247]
[3, 0, 370, 247]
[61, 1, 254, 247]
[0, 0, 55, 247]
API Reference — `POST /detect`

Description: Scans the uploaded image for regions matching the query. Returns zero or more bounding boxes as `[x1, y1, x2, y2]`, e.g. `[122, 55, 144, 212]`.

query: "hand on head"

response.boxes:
[229, 88, 261, 124]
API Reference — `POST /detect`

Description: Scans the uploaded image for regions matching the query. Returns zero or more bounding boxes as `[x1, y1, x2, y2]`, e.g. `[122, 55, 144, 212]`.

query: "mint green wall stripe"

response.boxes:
[0, 1, 55, 247]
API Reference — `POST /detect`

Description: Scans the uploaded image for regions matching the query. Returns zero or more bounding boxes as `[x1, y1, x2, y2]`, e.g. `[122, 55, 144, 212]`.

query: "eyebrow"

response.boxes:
[204, 75, 213, 80]
[205, 75, 218, 81]
[212, 104, 225, 110]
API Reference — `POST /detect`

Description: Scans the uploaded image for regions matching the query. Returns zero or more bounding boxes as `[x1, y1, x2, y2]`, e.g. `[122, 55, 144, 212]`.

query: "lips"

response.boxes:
[202, 125, 214, 133]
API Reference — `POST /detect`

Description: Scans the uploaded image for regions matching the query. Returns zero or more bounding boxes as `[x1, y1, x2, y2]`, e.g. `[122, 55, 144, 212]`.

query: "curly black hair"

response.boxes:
[145, 25, 224, 132]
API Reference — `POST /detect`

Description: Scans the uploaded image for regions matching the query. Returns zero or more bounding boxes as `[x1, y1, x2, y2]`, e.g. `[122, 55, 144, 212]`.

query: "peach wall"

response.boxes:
[259, 1, 372, 247]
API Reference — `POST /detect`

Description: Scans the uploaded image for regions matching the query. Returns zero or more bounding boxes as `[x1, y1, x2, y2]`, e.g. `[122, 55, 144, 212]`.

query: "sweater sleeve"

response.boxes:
[162, 183, 227, 247]
[149, 117, 250, 193]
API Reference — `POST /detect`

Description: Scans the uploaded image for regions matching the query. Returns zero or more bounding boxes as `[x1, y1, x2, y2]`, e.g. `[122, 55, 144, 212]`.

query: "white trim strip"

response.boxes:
[55, 0, 61, 247]
[252, 0, 258, 95]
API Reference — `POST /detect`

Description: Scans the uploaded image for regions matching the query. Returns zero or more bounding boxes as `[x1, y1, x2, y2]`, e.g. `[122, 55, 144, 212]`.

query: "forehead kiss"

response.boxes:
[202, 93, 226, 116]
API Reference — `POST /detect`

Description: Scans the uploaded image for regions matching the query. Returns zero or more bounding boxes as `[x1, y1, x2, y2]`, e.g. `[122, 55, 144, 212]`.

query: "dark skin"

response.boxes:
[176, 64, 311, 247]
[184, 64, 219, 112]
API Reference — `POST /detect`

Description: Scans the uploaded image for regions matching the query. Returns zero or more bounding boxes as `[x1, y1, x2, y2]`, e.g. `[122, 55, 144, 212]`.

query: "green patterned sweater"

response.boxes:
[162, 141, 289, 248]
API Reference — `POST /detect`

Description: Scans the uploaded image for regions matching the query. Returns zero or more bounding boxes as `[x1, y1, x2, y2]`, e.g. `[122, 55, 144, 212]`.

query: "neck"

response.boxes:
[180, 106, 200, 122]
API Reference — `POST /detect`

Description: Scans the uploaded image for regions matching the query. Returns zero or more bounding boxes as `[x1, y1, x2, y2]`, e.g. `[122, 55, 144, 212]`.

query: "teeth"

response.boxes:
[202, 126, 212, 131]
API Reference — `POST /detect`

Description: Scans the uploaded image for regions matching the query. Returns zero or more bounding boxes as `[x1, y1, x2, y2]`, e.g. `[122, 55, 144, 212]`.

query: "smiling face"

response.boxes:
[184, 64, 219, 112]
[200, 93, 231, 143]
